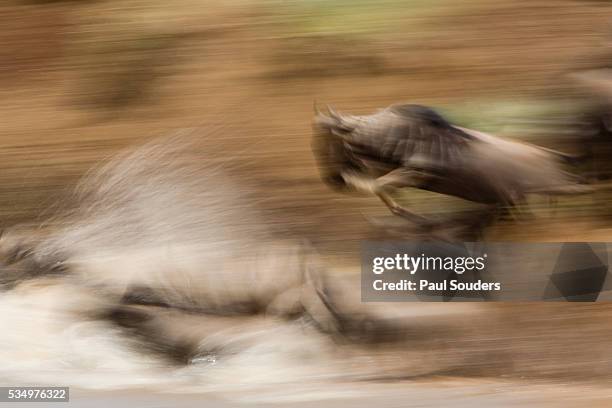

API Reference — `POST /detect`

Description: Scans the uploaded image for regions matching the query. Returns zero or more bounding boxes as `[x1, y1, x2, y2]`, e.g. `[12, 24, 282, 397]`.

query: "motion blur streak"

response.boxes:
[2, 0, 612, 407]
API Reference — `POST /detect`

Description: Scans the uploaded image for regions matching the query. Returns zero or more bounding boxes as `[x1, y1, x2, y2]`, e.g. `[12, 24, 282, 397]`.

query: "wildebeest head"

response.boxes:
[311, 104, 358, 190]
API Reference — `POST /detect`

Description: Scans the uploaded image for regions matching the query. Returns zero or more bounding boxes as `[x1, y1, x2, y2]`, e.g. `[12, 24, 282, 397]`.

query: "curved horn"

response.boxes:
[327, 104, 341, 120]
[327, 105, 340, 118]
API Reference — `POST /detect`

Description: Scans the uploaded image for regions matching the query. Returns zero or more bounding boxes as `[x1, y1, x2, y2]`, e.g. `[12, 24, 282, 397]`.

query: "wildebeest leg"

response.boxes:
[372, 169, 440, 227]
[341, 169, 435, 227]
[376, 192, 434, 226]
[102, 304, 200, 364]
[343, 169, 503, 239]
[101, 302, 270, 365]
[102, 294, 339, 365]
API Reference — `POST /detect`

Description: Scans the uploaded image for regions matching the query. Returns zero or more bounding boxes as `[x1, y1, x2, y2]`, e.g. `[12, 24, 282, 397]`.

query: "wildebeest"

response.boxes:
[0, 130, 401, 363]
[312, 103, 591, 232]
[4, 126, 475, 368]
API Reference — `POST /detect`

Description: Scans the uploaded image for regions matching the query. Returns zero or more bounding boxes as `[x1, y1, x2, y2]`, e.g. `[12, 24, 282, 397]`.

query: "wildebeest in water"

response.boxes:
[0, 130, 404, 365]
[312, 103, 592, 235]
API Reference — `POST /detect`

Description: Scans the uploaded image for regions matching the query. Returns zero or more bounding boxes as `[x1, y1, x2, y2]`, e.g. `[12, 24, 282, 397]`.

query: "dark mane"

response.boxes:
[390, 104, 453, 128]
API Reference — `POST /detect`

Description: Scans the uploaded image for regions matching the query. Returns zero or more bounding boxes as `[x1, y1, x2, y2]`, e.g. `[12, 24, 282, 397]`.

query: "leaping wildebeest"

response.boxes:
[312, 103, 591, 233]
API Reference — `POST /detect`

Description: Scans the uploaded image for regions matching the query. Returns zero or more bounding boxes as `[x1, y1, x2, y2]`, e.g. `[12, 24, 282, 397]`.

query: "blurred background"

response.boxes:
[2, 0, 612, 406]
[2, 0, 612, 247]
